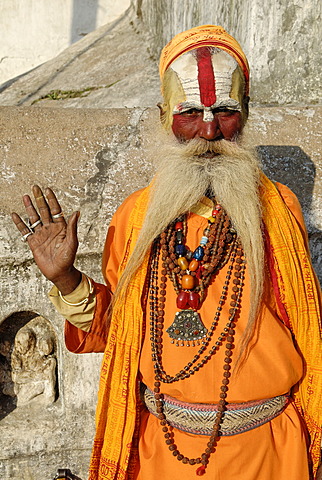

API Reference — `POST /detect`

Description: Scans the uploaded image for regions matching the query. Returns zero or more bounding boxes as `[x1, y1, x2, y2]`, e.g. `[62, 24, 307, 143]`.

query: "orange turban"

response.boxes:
[159, 25, 250, 96]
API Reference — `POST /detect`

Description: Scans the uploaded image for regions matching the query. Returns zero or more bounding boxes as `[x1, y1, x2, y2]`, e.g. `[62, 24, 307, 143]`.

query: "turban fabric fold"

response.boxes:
[159, 25, 250, 96]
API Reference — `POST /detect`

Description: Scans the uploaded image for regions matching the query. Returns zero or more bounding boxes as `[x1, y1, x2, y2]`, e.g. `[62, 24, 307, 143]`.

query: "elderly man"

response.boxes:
[12, 26, 321, 480]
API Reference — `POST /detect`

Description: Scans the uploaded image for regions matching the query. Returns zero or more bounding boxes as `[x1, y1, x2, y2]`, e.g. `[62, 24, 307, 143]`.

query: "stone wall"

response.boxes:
[0, 0, 131, 85]
[0, 105, 321, 479]
[133, 0, 321, 105]
[0, 106, 153, 480]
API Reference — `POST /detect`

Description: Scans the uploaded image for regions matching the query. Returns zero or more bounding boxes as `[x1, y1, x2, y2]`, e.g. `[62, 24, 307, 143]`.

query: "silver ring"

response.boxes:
[21, 232, 33, 242]
[29, 219, 42, 229]
[52, 212, 64, 219]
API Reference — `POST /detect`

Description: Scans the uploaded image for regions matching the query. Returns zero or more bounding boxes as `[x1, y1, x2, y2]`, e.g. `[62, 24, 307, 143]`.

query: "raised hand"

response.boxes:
[12, 185, 82, 295]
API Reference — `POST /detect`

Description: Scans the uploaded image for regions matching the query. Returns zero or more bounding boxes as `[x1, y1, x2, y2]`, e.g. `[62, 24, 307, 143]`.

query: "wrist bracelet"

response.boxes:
[58, 275, 94, 306]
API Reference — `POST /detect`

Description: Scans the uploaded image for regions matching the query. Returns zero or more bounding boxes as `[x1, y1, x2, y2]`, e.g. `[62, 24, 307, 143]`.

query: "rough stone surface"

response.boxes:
[0, 0, 130, 85]
[0, 7, 160, 110]
[134, 0, 322, 106]
[0, 105, 321, 479]
[1, 1, 321, 110]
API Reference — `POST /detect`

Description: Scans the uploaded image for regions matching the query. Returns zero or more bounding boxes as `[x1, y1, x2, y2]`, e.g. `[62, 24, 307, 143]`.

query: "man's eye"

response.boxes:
[214, 109, 235, 117]
[181, 109, 202, 116]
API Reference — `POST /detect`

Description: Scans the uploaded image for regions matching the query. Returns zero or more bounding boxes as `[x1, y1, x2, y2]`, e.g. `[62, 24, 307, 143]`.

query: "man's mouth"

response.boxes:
[198, 151, 219, 158]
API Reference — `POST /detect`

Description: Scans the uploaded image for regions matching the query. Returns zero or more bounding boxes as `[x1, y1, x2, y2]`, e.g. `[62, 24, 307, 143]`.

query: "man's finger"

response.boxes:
[45, 187, 67, 225]
[22, 195, 42, 232]
[32, 185, 52, 225]
[11, 212, 34, 242]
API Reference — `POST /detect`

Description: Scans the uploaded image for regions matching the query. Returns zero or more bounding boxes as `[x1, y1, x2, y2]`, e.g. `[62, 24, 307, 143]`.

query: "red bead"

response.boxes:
[176, 291, 189, 309]
[188, 292, 200, 309]
[195, 267, 203, 279]
[196, 466, 206, 476]
[212, 206, 221, 216]
[175, 221, 183, 230]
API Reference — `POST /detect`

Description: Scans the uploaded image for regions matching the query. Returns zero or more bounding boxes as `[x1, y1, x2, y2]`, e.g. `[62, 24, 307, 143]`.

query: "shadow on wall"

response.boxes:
[258, 145, 322, 284]
[0, 312, 58, 420]
[70, 0, 99, 44]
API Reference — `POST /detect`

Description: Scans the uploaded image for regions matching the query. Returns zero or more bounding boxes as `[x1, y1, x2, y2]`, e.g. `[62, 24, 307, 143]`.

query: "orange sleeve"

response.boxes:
[64, 189, 143, 353]
[64, 282, 112, 353]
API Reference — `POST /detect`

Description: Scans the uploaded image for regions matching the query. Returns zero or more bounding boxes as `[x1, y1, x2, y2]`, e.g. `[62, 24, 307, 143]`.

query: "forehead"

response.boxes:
[168, 47, 243, 113]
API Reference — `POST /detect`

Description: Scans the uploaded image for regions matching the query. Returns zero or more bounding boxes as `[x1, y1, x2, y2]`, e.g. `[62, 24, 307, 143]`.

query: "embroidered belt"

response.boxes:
[142, 384, 289, 436]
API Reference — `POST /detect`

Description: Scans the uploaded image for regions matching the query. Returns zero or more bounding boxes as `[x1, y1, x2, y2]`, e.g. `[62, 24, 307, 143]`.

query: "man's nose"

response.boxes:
[198, 117, 221, 141]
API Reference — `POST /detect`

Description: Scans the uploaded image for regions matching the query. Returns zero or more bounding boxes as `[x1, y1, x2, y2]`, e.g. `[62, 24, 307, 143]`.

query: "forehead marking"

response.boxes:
[196, 47, 216, 107]
[170, 48, 242, 113]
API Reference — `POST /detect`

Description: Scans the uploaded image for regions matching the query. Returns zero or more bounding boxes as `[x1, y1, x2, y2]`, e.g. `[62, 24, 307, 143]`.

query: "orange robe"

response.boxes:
[65, 184, 313, 479]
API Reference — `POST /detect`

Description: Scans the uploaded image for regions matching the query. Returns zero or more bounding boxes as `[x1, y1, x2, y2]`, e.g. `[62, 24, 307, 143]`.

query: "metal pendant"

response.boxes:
[166, 310, 208, 347]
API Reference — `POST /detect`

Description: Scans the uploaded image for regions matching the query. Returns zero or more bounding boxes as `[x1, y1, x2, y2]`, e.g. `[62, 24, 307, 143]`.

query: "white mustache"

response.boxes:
[180, 138, 245, 158]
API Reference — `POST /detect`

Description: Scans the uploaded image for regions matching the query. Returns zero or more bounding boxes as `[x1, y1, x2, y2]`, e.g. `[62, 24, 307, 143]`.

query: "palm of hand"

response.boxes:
[12, 185, 81, 291]
[28, 221, 78, 283]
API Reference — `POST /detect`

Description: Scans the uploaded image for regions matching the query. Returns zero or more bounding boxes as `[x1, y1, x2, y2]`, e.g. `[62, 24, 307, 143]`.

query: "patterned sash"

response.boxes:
[142, 384, 289, 436]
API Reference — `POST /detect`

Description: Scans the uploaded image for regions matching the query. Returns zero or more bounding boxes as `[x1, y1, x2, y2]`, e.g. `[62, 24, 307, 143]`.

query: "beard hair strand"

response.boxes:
[114, 135, 265, 366]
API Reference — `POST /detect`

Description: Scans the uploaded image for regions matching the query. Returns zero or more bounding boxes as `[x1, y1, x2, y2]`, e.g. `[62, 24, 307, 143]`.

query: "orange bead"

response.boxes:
[177, 257, 189, 270]
[188, 258, 199, 272]
[181, 274, 195, 289]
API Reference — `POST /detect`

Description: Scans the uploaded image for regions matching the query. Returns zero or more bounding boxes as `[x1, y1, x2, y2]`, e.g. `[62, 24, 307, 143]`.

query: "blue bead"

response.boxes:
[193, 246, 204, 260]
[200, 236, 208, 246]
[175, 244, 186, 256]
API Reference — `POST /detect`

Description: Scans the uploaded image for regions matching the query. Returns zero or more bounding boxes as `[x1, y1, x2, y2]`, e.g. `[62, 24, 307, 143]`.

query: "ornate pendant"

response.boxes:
[166, 310, 208, 347]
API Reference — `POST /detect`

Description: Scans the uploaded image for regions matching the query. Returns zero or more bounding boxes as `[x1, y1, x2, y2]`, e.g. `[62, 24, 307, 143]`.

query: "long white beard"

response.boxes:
[115, 134, 265, 359]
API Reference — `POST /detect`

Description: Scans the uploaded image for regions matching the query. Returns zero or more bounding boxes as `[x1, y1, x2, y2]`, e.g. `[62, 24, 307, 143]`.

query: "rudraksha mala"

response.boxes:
[148, 210, 246, 475]
[161, 204, 234, 306]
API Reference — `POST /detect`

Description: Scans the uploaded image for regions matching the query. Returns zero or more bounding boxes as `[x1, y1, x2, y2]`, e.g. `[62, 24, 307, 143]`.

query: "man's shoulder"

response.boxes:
[113, 186, 149, 220]
[274, 181, 302, 216]
[273, 181, 307, 234]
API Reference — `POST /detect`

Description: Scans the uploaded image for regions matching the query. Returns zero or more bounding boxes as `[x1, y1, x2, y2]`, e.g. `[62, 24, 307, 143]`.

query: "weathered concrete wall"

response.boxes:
[3, 1, 321, 110]
[0, 105, 321, 479]
[133, 0, 322, 105]
[0, 0, 130, 85]
[0, 10, 160, 110]
[0, 106, 153, 480]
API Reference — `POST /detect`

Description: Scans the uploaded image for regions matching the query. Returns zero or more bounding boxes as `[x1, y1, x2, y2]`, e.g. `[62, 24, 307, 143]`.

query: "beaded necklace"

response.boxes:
[148, 205, 246, 475]
[161, 204, 237, 346]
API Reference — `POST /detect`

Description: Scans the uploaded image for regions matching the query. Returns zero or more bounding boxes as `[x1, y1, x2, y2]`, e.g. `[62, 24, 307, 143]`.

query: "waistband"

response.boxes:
[142, 384, 289, 436]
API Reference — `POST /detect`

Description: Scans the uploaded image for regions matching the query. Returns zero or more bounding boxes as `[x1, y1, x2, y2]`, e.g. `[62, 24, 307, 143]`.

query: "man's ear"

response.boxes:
[157, 102, 169, 127]
[243, 96, 250, 118]
[157, 102, 166, 118]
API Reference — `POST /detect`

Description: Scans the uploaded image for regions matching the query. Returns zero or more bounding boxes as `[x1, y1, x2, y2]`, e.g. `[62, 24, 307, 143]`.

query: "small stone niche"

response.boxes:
[0, 311, 58, 419]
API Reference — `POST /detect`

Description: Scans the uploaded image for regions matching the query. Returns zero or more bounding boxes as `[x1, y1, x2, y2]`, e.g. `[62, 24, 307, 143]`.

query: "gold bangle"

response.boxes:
[58, 275, 94, 306]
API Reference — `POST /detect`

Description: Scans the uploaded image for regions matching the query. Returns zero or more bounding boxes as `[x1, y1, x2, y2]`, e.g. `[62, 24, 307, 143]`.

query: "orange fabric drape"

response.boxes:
[88, 186, 151, 480]
[88, 176, 322, 479]
[261, 175, 322, 473]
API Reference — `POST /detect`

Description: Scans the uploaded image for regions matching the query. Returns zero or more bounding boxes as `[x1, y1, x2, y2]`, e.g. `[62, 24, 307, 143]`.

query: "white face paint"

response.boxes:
[203, 107, 215, 122]
[169, 48, 242, 117]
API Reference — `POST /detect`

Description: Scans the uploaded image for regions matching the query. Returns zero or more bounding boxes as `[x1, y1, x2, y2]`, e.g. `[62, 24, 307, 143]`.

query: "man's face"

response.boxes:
[162, 46, 247, 141]
[171, 107, 243, 143]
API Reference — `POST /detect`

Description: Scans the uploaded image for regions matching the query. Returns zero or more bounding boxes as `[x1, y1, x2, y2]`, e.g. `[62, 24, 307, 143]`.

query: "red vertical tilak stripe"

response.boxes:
[196, 47, 216, 107]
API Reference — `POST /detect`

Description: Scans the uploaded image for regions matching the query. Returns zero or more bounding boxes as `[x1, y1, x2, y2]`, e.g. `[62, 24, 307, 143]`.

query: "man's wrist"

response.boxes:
[53, 267, 82, 295]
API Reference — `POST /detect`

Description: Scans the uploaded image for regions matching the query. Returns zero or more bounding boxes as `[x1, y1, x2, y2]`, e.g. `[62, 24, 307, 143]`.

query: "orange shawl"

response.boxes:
[89, 176, 321, 479]
[261, 175, 322, 474]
